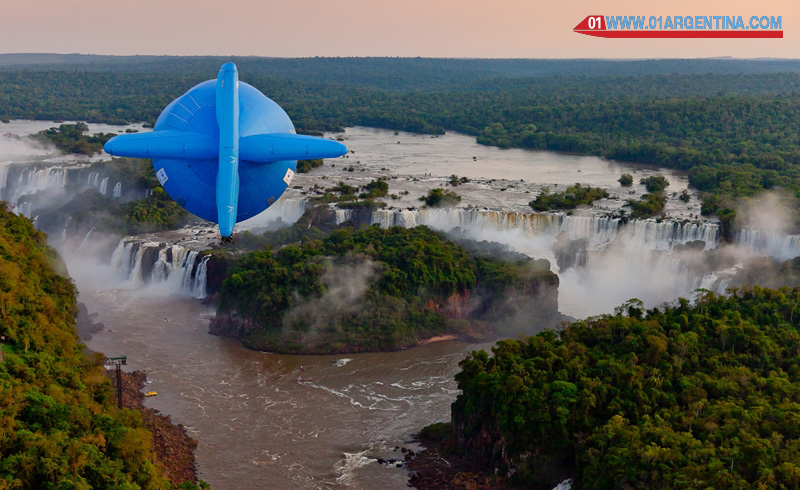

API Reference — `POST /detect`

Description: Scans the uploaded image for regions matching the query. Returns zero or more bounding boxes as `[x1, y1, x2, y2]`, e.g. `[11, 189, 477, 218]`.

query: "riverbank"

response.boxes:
[113, 370, 200, 486]
[406, 424, 514, 490]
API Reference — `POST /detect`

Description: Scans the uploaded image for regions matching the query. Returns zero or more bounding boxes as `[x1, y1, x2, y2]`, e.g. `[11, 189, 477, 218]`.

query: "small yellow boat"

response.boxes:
[145, 391, 158, 397]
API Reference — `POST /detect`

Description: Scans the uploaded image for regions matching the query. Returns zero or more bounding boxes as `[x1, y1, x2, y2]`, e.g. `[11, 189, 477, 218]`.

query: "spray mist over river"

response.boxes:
[5, 123, 800, 487]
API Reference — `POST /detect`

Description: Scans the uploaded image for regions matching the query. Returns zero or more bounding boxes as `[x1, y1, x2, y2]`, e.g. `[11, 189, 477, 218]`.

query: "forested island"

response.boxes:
[0, 204, 205, 489]
[210, 224, 560, 354]
[411, 287, 800, 489]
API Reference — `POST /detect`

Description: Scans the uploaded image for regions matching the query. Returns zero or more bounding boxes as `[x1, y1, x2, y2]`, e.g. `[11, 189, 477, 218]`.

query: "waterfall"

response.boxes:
[179, 250, 200, 293]
[192, 255, 211, 299]
[697, 264, 742, 294]
[17, 201, 33, 217]
[109, 241, 139, 281]
[736, 228, 800, 260]
[626, 220, 719, 251]
[87, 172, 116, 196]
[109, 240, 126, 272]
[108, 239, 209, 298]
[77, 227, 95, 251]
[4, 165, 68, 205]
[275, 197, 308, 224]
[0, 163, 8, 191]
[335, 208, 354, 225]
[61, 216, 72, 243]
[87, 172, 100, 188]
[128, 242, 148, 286]
[239, 196, 308, 229]
[551, 480, 572, 490]
[369, 208, 719, 252]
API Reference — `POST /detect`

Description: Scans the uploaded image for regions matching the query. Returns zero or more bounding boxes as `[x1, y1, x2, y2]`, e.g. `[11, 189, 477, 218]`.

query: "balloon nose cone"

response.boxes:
[103, 140, 115, 155]
[220, 62, 237, 73]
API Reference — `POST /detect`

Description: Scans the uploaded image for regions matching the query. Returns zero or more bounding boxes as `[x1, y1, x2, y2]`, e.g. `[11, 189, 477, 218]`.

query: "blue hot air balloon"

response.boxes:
[104, 62, 348, 240]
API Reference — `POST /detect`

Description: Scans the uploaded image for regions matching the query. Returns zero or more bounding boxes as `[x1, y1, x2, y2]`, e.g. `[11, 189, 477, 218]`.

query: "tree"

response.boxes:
[640, 175, 670, 192]
[420, 188, 461, 207]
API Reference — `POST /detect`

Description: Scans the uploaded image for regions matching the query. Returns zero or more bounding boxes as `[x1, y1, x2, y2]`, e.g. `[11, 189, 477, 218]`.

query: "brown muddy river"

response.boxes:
[79, 288, 491, 489]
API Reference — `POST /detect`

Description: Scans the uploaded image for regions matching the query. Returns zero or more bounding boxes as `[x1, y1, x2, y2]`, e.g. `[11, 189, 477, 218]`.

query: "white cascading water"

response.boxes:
[179, 250, 200, 293]
[112, 181, 122, 199]
[335, 208, 354, 224]
[551, 480, 572, 490]
[98, 177, 109, 195]
[736, 228, 800, 260]
[61, 216, 72, 243]
[16, 202, 33, 217]
[364, 207, 784, 317]
[77, 227, 95, 252]
[109, 239, 209, 298]
[192, 255, 210, 299]
[87, 171, 100, 188]
[3, 166, 68, 206]
[0, 164, 9, 192]
[370, 208, 720, 252]
[627, 219, 719, 251]
[238, 197, 307, 229]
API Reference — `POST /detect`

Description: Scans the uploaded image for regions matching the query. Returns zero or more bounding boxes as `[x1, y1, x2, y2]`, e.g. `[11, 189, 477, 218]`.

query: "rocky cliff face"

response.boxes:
[203, 252, 232, 298]
[430, 271, 561, 337]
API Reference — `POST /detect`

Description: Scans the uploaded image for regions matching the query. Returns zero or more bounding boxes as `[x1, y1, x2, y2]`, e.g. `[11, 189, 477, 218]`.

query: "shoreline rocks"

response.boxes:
[111, 369, 200, 486]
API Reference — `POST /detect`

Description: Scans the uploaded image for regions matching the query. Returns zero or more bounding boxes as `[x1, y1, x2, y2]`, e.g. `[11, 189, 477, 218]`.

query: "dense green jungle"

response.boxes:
[0, 205, 205, 489]
[5, 56, 800, 489]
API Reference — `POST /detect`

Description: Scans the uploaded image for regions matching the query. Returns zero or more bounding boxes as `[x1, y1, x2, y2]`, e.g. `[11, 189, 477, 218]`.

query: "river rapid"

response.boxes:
[0, 122, 745, 488]
[78, 287, 484, 488]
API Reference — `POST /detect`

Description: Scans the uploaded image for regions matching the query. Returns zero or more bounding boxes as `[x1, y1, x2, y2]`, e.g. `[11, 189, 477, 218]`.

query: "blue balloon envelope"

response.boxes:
[104, 62, 347, 238]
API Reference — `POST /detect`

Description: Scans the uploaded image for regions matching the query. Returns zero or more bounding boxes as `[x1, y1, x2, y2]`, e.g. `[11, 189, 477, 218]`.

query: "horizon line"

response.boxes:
[1, 52, 798, 62]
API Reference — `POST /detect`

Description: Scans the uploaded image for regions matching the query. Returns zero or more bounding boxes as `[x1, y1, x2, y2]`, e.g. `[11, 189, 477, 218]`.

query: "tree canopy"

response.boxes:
[0, 204, 198, 489]
[212, 224, 557, 353]
[451, 287, 800, 489]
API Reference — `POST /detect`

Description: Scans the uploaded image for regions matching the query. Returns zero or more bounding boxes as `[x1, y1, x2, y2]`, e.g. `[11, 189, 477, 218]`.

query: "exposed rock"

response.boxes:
[110, 370, 199, 486]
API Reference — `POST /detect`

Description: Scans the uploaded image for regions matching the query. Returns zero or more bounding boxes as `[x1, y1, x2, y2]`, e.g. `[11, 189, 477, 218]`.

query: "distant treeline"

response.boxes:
[3, 57, 800, 228]
[4, 55, 800, 89]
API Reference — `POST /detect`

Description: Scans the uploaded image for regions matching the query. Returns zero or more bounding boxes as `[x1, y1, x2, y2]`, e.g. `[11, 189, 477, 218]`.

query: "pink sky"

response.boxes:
[0, 0, 795, 58]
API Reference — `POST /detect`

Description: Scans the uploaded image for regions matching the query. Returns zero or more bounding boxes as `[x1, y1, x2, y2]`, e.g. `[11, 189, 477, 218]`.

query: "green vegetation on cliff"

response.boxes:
[296, 159, 323, 173]
[112, 187, 191, 234]
[31, 122, 115, 156]
[211, 225, 558, 353]
[618, 173, 633, 186]
[529, 184, 609, 211]
[32, 157, 191, 236]
[0, 204, 200, 489]
[449, 288, 800, 489]
[640, 175, 670, 193]
[627, 191, 667, 219]
[420, 188, 461, 208]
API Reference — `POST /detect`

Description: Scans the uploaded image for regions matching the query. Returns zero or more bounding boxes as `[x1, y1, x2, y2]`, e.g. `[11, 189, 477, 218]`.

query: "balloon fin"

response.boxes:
[239, 133, 348, 162]
[104, 131, 217, 160]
